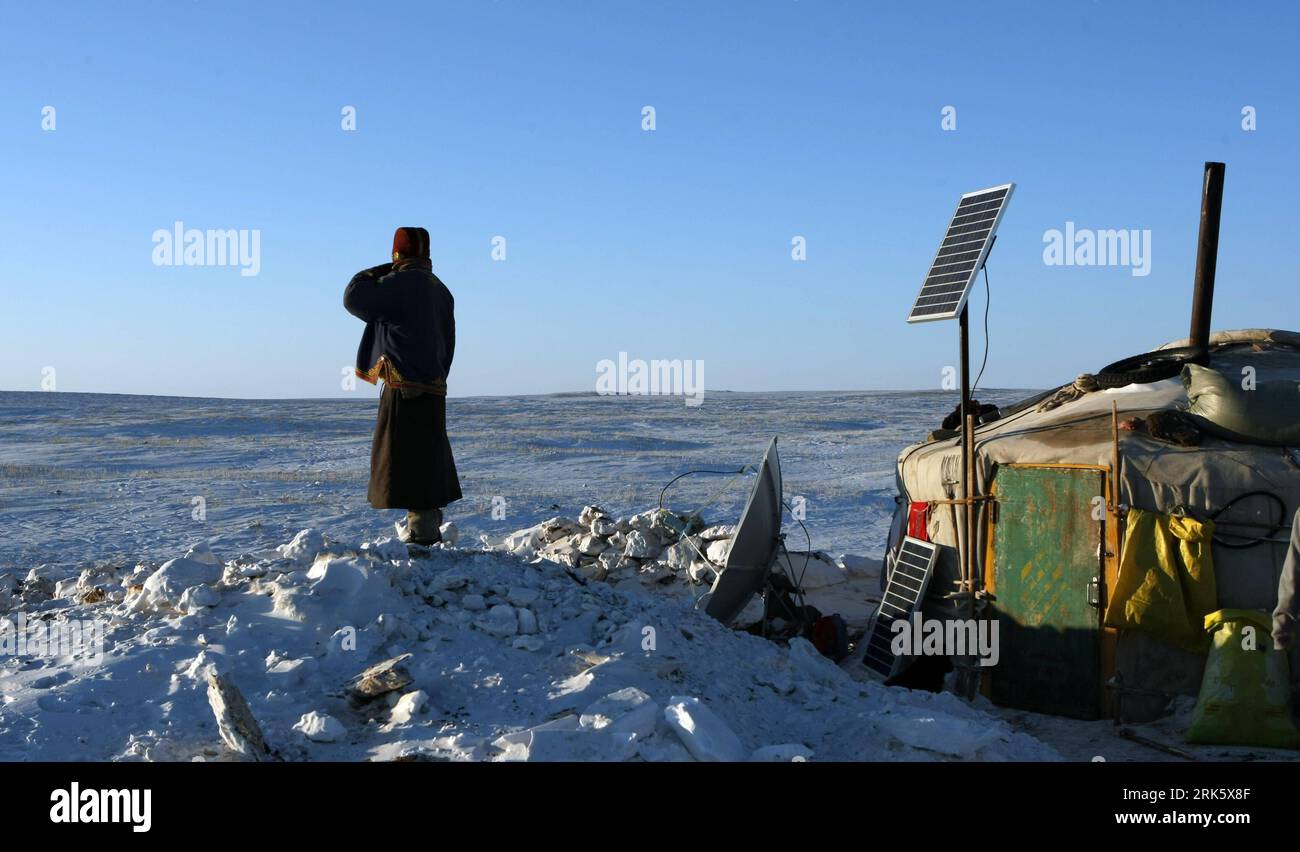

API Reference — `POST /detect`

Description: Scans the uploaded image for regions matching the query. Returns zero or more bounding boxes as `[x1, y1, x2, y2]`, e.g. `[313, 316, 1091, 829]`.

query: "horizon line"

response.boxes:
[0, 386, 1035, 404]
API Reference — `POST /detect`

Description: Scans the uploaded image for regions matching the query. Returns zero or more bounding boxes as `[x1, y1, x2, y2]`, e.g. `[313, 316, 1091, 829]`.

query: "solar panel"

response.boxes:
[908, 183, 1014, 323]
[860, 536, 940, 679]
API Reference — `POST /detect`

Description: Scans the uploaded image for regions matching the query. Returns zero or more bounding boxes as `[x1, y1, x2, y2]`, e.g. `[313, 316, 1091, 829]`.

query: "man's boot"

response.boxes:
[405, 508, 443, 546]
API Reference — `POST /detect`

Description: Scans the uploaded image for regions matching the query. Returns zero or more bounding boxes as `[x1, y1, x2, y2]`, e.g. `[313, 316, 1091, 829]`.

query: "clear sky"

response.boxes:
[2, 1, 1297, 399]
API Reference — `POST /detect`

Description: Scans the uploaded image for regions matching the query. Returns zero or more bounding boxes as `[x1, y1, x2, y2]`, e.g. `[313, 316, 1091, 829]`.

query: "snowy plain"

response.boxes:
[0, 389, 1290, 762]
[0, 389, 969, 573]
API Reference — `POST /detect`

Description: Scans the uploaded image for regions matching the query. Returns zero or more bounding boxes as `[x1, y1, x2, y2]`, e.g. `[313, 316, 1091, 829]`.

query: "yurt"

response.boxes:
[887, 329, 1300, 721]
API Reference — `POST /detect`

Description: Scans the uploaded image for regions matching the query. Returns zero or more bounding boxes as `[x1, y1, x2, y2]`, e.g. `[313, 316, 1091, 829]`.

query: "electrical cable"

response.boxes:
[658, 467, 748, 516]
[656, 466, 753, 604]
[1208, 490, 1289, 549]
[781, 499, 813, 593]
[656, 465, 823, 637]
[972, 263, 991, 395]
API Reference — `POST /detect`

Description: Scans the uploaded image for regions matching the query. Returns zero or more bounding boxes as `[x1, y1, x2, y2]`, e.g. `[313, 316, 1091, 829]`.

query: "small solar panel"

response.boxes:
[908, 183, 1014, 323]
[861, 536, 940, 679]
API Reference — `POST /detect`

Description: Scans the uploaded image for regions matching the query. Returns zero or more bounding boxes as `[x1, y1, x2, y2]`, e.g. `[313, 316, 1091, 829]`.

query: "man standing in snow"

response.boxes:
[344, 227, 461, 545]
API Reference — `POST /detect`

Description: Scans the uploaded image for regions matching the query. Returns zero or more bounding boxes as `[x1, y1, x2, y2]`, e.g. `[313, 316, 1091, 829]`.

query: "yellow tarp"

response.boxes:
[1104, 507, 1218, 652]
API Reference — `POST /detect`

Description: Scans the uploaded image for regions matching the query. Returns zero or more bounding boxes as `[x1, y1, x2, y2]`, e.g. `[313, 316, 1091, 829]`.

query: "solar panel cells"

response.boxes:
[908, 184, 1014, 322]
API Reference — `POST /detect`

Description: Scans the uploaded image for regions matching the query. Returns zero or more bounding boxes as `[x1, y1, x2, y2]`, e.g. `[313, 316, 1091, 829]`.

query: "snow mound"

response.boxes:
[0, 526, 1060, 763]
[278, 529, 326, 564]
[129, 549, 224, 612]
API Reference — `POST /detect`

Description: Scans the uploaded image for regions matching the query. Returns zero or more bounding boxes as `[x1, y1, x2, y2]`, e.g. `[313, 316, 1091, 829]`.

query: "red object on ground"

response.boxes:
[811, 614, 849, 661]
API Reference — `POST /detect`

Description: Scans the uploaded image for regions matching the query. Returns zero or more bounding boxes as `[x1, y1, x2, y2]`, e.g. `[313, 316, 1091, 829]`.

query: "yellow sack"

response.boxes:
[1104, 507, 1217, 652]
[1185, 609, 1300, 749]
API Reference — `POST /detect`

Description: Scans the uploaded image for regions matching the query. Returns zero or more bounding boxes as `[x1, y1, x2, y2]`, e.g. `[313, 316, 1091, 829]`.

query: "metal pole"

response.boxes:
[1189, 162, 1226, 362]
[965, 413, 977, 615]
[958, 306, 978, 698]
[959, 305, 971, 607]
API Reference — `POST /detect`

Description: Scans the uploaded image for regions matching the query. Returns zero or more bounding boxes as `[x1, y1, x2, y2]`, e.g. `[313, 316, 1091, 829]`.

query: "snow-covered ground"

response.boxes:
[0, 389, 1004, 573]
[0, 530, 1061, 762]
[2, 389, 1291, 762]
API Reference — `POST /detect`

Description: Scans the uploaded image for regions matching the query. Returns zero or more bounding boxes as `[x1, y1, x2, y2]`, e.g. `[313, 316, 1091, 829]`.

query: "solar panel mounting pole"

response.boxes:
[959, 302, 973, 612]
[908, 183, 1013, 700]
[959, 234, 993, 618]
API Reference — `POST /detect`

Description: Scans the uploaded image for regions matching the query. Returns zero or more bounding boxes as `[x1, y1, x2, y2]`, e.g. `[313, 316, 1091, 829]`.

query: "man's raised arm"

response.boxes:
[343, 263, 395, 323]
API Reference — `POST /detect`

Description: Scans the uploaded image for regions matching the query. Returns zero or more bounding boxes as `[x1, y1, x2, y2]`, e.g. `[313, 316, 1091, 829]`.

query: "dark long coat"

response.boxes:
[344, 261, 462, 510]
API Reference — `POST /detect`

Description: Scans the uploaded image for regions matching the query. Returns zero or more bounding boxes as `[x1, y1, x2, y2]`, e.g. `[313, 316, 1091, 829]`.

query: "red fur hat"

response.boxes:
[392, 226, 430, 260]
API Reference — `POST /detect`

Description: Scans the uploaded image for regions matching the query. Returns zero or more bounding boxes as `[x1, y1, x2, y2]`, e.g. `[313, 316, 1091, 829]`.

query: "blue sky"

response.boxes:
[2, 0, 1297, 399]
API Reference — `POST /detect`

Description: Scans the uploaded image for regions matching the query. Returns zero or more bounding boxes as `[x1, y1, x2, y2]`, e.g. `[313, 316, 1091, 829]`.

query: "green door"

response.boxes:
[990, 466, 1105, 719]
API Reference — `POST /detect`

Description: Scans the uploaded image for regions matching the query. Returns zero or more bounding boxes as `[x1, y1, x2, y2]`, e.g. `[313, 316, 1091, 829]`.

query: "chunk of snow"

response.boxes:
[494, 716, 579, 747]
[878, 713, 1003, 758]
[277, 529, 325, 564]
[512, 635, 545, 652]
[837, 554, 881, 578]
[505, 587, 539, 607]
[499, 524, 545, 556]
[699, 524, 735, 541]
[134, 555, 223, 610]
[306, 555, 365, 595]
[180, 584, 220, 612]
[182, 650, 226, 681]
[623, 530, 661, 559]
[493, 714, 637, 762]
[390, 690, 429, 725]
[294, 711, 345, 743]
[580, 687, 659, 740]
[25, 565, 58, 583]
[657, 539, 692, 570]
[541, 517, 581, 542]
[475, 604, 519, 637]
[267, 657, 316, 687]
[184, 541, 220, 565]
[576, 534, 608, 556]
[361, 537, 408, 561]
[664, 696, 746, 762]
[705, 539, 732, 564]
[786, 637, 848, 685]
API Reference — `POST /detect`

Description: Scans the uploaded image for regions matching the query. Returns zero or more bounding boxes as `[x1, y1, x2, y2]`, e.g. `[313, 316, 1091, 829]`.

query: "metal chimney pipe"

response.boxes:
[1189, 162, 1226, 363]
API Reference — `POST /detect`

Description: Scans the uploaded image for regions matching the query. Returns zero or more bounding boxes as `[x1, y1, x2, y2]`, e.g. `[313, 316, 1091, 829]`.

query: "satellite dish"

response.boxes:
[703, 437, 782, 624]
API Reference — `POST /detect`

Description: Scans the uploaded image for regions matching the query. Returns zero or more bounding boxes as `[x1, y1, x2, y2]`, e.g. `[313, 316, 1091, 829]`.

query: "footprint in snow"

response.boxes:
[29, 671, 73, 690]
